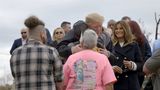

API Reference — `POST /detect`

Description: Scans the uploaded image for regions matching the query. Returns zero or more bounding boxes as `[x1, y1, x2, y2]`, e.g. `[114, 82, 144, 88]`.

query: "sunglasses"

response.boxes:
[21, 32, 27, 34]
[55, 31, 63, 34]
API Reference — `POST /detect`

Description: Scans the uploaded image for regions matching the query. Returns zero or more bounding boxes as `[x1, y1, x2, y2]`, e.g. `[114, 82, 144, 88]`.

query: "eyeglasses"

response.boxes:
[55, 31, 63, 34]
[21, 32, 27, 34]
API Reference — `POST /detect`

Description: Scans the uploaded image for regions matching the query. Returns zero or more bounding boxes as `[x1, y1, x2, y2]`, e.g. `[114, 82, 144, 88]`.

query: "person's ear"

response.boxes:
[40, 32, 46, 44]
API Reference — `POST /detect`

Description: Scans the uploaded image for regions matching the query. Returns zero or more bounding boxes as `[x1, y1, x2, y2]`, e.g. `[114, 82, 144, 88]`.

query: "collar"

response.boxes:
[27, 39, 43, 45]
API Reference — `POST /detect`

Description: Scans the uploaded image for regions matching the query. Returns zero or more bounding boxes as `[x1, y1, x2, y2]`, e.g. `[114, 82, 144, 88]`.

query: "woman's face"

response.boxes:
[115, 24, 124, 39]
[54, 29, 65, 40]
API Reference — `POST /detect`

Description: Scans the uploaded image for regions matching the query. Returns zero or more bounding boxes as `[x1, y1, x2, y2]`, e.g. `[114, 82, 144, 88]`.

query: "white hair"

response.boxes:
[80, 29, 98, 49]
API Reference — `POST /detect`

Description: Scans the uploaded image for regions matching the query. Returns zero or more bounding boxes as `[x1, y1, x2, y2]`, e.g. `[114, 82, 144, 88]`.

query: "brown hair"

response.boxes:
[24, 16, 45, 29]
[129, 20, 145, 46]
[61, 21, 71, 27]
[107, 19, 116, 28]
[121, 16, 131, 21]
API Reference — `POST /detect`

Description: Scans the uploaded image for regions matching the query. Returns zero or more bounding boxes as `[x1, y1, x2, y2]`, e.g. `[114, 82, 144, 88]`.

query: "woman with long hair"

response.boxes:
[129, 20, 152, 87]
[111, 20, 143, 90]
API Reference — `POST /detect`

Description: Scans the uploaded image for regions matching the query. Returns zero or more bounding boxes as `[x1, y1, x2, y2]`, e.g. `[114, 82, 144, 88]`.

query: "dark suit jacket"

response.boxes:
[10, 38, 22, 55]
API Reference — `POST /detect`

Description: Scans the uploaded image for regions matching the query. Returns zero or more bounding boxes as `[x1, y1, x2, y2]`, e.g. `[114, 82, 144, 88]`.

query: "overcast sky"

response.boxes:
[0, 0, 160, 78]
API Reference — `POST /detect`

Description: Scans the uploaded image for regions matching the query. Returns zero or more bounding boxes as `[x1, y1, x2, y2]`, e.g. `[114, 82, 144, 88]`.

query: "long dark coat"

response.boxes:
[111, 42, 143, 90]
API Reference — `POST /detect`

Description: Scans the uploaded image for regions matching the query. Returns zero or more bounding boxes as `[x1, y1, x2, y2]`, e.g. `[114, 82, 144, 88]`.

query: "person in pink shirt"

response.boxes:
[63, 29, 117, 90]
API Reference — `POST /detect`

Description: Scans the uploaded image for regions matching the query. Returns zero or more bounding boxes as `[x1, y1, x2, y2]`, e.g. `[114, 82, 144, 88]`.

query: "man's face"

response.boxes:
[21, 29, 28, 39]
[88, 22, 102, 35]
[63, 24, 71, 33]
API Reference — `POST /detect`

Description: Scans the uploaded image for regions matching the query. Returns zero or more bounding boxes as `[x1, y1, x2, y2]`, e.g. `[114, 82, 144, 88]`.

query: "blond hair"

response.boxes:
[112, 20, 135, 46]
[52, 27, 65, 41]
[85, 13, 104, 24]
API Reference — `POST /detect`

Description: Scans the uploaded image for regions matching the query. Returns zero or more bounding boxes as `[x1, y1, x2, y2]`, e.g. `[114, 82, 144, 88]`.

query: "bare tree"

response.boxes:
[155, 12, 160, 40]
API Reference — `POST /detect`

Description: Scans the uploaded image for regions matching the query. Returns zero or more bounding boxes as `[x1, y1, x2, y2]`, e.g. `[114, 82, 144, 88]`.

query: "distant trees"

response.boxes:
[155, 12, 160, 40]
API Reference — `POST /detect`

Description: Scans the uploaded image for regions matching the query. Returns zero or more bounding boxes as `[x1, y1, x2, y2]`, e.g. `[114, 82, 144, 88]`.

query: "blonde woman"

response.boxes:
[51, 27, 65, 48]
[111, 20, 143, 90]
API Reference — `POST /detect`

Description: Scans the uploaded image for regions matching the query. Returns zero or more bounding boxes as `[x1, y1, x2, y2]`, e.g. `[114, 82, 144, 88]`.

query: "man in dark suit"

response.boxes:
[10, 28, 28, 55]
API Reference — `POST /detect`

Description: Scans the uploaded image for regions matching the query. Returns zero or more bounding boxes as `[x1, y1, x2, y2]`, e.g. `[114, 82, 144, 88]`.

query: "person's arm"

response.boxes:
[63, 64, 70, 90]
[133, 43, 143, 71]
[143, 49, 160, 74]
[106, 40, 113, 52]
[57, 30, 75, 58]
[10, 40, 17, 55]
[10, 55, 15, 78]
[105, 83, 114, 90]
[143, 64, 151, 75]
[56, 82, 63, 90]
[102, 55, 117, 89]
[53, 49, 63, 90]
[57, 41, 72, 58]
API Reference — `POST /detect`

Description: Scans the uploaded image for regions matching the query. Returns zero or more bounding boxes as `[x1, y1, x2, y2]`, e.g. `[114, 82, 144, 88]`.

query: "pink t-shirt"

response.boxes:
[63, 50, 117, 90]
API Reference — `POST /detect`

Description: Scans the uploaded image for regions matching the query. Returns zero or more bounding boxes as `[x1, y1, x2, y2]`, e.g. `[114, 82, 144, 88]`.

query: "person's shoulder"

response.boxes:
[102, 27, 111, 36]
[11, 45, 24, 54]
[84, 50, 107, 59]
[128, 41, 138, 46]
[62, 29, 75, 40]
[43, 45, 57, 51]
[14, 38, 21, 42]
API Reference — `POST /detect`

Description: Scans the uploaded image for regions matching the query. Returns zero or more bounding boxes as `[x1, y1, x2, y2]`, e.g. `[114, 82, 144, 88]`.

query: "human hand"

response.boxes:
[71, 44, 83, 54]
[98, 48, 110, 57]
[123, 60, 132, 70]
[112, 66, 123, 74]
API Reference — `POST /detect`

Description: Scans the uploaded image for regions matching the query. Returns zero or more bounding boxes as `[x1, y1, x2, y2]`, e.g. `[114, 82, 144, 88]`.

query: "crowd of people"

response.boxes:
[9, 13, 160, 90]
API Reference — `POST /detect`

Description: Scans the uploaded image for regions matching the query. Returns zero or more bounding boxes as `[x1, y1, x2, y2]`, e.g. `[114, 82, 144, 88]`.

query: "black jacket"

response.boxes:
[57, 20, 113, 59]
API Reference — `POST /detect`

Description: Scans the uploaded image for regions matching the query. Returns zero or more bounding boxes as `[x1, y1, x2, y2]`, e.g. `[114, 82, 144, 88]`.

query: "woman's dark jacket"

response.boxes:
[110, 42, 143, 90]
